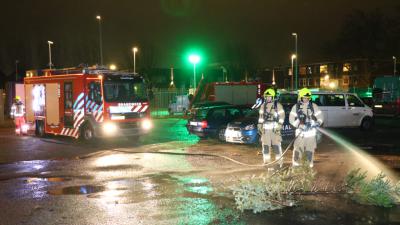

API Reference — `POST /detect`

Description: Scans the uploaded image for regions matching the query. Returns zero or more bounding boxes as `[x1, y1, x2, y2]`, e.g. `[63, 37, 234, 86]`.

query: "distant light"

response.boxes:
[324, 75, 330, 80]
[96, 15, 101, 20]
[292, 33, 297, 36]
[142, 119, 152, 130]
[133, 47, 138, 52]
[291, 54, 297, 60]
[329, 82, 336, 89]
[109, 64, 117, 70]
[189, 54, 200, 64]
[47, 41, 53, 44]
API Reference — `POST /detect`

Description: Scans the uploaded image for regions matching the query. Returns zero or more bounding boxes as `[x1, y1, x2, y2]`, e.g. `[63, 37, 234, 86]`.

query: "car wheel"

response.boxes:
[35, 120, 45, 137]
[217, 128, 226, 142]
[80, 124, 94, 141]
[360, 117, 373, 131]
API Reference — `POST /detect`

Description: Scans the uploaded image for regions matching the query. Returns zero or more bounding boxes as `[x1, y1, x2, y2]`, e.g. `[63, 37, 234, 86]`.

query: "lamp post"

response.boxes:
[133, 47, 138, 74]
[47, 41, 53, 69]
[15, 60, 19, 82]
[393, 56, 397, 76]
[292, 33, 298, 89]
[96, 15, 103, 66]
[291, 54, 297, 90]
[189, 54, 200, 89]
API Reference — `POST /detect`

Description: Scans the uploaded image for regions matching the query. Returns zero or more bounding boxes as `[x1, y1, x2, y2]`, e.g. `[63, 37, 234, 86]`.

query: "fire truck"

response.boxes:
[196, 81, 267, 106]
[23, 66, 152, 140]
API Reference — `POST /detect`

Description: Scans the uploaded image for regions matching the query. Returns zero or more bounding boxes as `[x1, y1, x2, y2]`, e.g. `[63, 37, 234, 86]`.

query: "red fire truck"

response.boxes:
[23, 66, 152, 140]
[198, 81, 267, 105]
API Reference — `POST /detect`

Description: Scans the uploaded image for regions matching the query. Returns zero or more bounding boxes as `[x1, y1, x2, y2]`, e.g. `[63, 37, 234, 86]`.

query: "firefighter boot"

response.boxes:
[273, 145, 283, 168]
[262, 145, 271, 164]
[305, 150, 314, 168]
[292, 148, 301, 167]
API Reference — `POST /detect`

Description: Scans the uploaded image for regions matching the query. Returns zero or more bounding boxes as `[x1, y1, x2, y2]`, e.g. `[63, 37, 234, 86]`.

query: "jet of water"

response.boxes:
[318, 127, 398, 182]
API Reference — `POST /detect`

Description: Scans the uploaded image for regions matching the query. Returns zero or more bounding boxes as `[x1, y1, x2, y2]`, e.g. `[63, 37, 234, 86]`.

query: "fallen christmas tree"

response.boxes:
[230, 166, 400, 213]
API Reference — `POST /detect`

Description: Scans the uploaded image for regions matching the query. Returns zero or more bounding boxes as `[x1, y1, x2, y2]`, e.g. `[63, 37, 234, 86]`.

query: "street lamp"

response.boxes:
[292, 33, 298, 89]
[133, 47, 138, 74]
[47, 41, 54, 69]
[96, 15, 104, 66]
[109, 64, 117, 70]
[189, 54, 200, 89]
[291, 54, 297, 90]
[393, 56, 397, 76]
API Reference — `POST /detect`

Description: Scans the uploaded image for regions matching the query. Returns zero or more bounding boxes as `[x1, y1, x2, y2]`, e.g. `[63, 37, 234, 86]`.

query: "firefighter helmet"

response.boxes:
[15, 96, 21, 101]
[298, 88, 312, 98]
[264, 88, 276, 98]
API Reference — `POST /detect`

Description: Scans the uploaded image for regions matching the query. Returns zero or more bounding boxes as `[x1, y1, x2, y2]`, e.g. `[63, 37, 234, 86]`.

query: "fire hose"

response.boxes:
[104, 130, 305, 168]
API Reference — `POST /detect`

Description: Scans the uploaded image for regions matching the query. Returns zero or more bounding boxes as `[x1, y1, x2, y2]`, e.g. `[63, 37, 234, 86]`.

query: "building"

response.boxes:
[272, 58, 395, 91]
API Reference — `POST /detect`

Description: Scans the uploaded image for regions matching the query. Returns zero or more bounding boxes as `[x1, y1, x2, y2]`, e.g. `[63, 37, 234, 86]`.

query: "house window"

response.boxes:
[320, 65, 328, 74]
[343, 63, 351, 72]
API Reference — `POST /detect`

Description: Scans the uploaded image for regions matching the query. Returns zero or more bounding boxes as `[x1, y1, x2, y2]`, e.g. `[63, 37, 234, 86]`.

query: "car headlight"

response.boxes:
[102, 122, 117, 135]
[244, 124, 255, 130]
[142, 119, 152, 130]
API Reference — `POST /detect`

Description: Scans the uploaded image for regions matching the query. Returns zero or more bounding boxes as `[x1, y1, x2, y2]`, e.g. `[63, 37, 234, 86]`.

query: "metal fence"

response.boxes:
[149, 88, 188, 117]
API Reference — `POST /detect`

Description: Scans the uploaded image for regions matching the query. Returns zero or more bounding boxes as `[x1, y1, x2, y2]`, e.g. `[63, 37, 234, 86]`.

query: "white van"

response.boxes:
[278, 91, 374, 130]
[311, 91, 374, 130]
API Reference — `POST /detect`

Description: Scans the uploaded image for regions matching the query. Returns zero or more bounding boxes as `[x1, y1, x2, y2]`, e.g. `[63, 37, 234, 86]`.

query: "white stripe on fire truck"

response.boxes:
[86, 100, 92, 109]
[72, 129, 79, 138]
[75, 99, 84, 111]
[74, 113, 84, 128]
[132, 105, 141, 112]
[73, 93, 85, 109]
[140, 105, 148, 112]
[95, 112, 103, 122]
[74, 109, 83, 120]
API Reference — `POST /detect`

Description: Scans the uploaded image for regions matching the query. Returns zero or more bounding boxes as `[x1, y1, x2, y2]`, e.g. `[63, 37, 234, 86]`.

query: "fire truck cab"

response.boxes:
[24, 66, 152, 140]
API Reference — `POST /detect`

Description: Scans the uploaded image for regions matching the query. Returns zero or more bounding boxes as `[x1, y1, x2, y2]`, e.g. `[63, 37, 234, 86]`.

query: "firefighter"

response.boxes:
[10, 96, 26, 135]
[257, 88, 285, 167]
[289, 88, 324, 168]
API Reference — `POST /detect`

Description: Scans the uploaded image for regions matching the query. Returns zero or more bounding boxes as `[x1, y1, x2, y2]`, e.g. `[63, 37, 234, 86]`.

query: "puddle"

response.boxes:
[48, 185, 105, 195]
[25, 177, 72, 183]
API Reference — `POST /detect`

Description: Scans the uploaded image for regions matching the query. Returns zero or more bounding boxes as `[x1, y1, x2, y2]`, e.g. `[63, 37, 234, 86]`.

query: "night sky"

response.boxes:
[0, 0, 399, 74]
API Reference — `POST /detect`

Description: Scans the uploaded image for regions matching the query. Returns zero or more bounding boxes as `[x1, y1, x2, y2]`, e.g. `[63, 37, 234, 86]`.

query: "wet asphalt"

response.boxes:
[0, 117, 399, 225]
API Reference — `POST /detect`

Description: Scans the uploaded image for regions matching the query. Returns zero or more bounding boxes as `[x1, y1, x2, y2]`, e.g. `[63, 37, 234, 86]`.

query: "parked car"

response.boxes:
[189, 101, 232, 116]
[168, 95, 189, 115]
[186, 105, 248, 140]
[225, 91, 374, 145]
[313, 91, 374, 130]
[225, 94, 296, 145]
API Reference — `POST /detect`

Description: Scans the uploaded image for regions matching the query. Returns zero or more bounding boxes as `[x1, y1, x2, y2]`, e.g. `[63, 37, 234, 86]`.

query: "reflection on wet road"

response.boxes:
[0, 118, 399, 224]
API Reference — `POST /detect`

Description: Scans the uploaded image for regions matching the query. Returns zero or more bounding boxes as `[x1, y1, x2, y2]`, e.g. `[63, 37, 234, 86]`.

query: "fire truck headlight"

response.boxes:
[103, 122, 118, 135]
[142, 119, 152, 130]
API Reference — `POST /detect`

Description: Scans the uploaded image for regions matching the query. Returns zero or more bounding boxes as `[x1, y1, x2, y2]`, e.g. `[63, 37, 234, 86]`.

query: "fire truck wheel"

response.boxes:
[35, 120, 45, 137]
[81, 124, 94, 141]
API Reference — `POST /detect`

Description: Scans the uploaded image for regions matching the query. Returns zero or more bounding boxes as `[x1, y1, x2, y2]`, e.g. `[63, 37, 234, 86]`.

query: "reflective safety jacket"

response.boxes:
[289, 101, 323, 131]
[258, 101, 285, 130]
[10, 101, 25, 118]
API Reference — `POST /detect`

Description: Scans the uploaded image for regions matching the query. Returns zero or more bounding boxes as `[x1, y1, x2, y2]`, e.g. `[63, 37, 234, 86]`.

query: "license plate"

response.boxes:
[190, 121, 198, 126]
[226, 130, 241, 138]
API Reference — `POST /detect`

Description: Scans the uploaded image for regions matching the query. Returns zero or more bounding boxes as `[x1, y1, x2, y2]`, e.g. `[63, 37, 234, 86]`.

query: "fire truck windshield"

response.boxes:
[103, 76, 147, 102]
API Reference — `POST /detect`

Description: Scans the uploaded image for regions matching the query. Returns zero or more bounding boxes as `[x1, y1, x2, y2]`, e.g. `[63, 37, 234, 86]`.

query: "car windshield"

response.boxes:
[103, 75, 147, 102]
[245, 109, 259, 118]
[193, 108, 209, 120]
